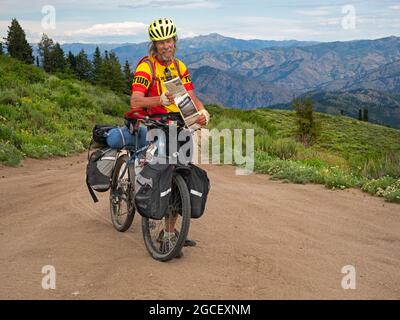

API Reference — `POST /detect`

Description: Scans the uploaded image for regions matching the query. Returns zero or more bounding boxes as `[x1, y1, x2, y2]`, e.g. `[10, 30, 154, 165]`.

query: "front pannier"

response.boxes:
[86, 148, 118, 202]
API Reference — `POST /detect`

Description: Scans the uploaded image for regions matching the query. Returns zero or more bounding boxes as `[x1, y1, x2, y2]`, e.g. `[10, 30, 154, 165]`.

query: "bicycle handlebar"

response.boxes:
[139, 112, 185, 129]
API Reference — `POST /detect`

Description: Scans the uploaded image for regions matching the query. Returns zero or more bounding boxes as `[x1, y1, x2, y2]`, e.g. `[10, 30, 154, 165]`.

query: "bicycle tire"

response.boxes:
[141, 173, 191, 262]
[109, 154, 135, 232]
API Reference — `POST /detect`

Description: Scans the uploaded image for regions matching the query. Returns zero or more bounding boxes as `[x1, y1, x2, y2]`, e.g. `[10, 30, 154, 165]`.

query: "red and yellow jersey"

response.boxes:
[131, 55, 194, 115]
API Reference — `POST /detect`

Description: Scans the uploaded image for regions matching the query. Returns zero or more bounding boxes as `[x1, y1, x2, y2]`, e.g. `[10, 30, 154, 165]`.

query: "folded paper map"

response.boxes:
[164, 77, 201, 131]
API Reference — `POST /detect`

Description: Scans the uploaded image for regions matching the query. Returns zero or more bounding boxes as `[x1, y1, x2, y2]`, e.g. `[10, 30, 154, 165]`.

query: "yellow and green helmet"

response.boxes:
[148, 18, 177, 41]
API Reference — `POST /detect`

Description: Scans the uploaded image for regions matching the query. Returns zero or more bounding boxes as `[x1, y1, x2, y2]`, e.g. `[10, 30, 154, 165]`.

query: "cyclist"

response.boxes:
[125, 18, 210, 255]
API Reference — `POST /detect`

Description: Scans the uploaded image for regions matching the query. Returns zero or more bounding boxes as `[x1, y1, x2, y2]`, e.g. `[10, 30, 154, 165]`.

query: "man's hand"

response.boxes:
[160, 91, 175, 106]
[196, 109, 210, 126]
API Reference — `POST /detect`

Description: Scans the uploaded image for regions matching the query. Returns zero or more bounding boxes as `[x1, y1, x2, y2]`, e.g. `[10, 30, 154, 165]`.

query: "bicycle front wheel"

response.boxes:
[141, 173, 191, 262]
[109, 154, 135, 232]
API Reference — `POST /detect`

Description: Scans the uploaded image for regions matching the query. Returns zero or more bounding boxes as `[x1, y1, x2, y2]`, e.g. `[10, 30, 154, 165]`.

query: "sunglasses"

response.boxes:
[164, 67, 172, 81]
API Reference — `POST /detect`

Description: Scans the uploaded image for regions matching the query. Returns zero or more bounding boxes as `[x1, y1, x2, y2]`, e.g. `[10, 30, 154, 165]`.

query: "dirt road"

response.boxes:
[0, 153, 399, 299]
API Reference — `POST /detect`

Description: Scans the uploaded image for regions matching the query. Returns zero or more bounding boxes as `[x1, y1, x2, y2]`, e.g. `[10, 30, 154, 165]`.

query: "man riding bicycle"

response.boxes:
[125, 18, 210, 255]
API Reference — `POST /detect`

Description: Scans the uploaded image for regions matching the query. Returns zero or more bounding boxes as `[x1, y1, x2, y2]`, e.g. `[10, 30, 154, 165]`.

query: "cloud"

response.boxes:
[0, 19, 86, 43]
[315, 17, 342, 26]
[66, 21, 147, 36]
[119, 0, 220, 9]
[389, 5, 400, 10]
[219, 17, 326, 40]
[180, 31, 199, 38]
[296, 9, 330, 17]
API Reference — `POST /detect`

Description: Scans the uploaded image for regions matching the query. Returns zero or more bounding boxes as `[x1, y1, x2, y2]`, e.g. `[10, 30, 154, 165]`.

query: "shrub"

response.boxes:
[361, 176, 397, 195]
[269, 138, 302, 160]
[0, 90, 19, 105]
[0, 141, 24, 166]
[361, 152, 400, 179]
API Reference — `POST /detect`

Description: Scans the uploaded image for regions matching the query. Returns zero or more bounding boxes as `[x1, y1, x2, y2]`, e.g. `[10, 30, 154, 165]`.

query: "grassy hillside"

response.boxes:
[1, 55, 399, 202]
[207, 105, 400, 203]
[0, 55, 127, 165]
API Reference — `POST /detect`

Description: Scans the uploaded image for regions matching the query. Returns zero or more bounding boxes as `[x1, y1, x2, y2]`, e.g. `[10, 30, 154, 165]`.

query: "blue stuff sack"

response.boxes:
[106, 125, 147, 149]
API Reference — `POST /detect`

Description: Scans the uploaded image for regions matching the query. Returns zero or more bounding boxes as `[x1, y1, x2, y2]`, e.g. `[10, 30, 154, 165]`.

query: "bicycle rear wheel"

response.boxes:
[141, 173, 191, 262]
[110, 154, 135, 232]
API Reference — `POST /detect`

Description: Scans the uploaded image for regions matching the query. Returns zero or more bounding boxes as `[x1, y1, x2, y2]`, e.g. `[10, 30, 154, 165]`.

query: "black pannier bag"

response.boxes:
[186, 164, 210, 219]
[86, 148, 118, 203]
[92, 125, 117, 146]
[134, 164, 174, 220]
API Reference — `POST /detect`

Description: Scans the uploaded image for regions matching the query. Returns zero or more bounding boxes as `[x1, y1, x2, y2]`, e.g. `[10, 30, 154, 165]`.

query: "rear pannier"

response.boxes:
[185, 164, 210, 219]
[134, 164, 174, 220]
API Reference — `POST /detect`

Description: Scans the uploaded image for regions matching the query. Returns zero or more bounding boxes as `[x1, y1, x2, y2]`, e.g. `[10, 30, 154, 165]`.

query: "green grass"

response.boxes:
[0, 55, 126, 165]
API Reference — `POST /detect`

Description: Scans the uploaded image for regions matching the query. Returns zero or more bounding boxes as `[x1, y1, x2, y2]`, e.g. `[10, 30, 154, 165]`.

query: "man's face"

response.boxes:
[155, 37, 175, 61]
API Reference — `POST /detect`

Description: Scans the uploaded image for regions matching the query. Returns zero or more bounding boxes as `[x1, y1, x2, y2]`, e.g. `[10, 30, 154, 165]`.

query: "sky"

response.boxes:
[1, 0, 400, 44]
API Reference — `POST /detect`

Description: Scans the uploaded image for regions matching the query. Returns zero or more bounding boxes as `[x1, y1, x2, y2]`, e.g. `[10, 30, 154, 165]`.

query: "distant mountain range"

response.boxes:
[319, 59, 400, 93]
[31, 33, 315, 65]
[31, 33, 400, 128]
[191, 65, 292, 108]
[110, 33, 318, 67]
[185, 35, 400, 128]
[185, 36, 400, 94]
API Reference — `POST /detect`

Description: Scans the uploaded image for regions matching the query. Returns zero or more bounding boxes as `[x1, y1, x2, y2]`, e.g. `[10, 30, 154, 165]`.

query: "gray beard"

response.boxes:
[158, 48, 175, 63]
[160, 53, 174, 63]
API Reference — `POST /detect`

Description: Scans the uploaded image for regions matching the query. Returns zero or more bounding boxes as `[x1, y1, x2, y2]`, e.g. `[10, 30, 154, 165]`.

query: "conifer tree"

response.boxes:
[3, 18, 34, 64]
[49, 43, 66, 72]
[38, 33, 54, 72]
[92, 46, 103, 84]
[108, 52, 125, 93]
[97, 51, 125, 93]
[75, 49, 93, 80]
[292, 98, 318, 146]
[363, 108, 369, 122]
[66, 51, 77, 72]
[123, 60, 133, 95]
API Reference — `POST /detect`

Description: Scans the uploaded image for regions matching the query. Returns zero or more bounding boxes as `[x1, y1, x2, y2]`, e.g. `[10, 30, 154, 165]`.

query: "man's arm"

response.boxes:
[187, 90, 209, 126]
[130, 91, 162, 109]
[187, 90, 205, 111]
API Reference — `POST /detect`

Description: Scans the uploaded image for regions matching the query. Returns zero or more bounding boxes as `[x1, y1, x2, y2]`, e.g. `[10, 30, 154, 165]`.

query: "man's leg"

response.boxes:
[164, 215, 196, 247]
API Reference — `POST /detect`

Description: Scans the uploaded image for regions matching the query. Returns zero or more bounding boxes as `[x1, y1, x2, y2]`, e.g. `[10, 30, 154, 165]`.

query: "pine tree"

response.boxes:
[38, 33, 54, 72]
[66, 51, 77, 72]
[75, 49, 93, 80]
[92, 46, 103, 84]
[0, 43, 3, 55]
[49, 43, 66, 72]
[3, 18, 34, 64]
[36, 56, 40, 67]
[358, 109, 362, 121]
[108, 52, 125, 93]
[363, 108, 369, 122]
[123, 60, 133, 95]
[292, 98, 318, 146]
[97, 51, 125, 93]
